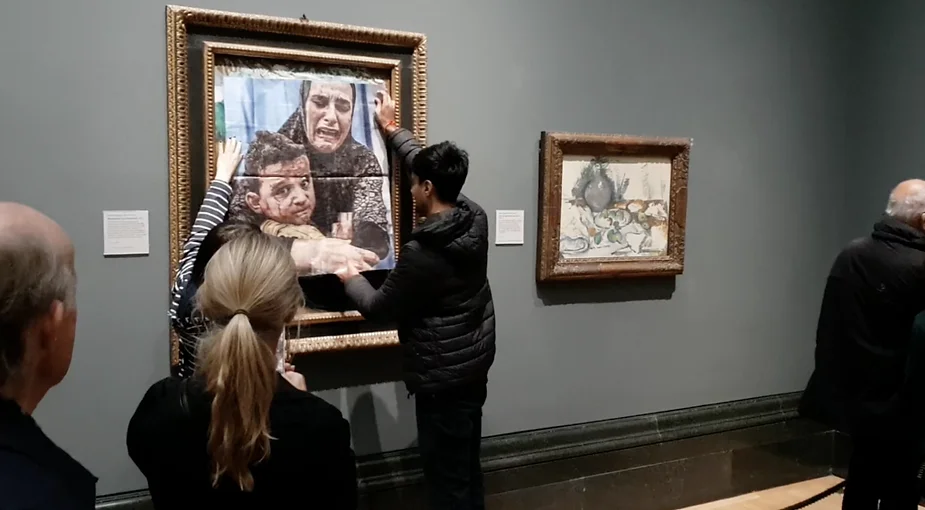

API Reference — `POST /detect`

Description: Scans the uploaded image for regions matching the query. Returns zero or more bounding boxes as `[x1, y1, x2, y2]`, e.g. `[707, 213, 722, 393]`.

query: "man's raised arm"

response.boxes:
[377, 91, 422, 172]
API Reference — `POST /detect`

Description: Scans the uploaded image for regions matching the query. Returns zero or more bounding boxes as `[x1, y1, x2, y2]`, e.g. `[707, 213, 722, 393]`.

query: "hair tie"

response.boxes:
[232, 309, 249, 319]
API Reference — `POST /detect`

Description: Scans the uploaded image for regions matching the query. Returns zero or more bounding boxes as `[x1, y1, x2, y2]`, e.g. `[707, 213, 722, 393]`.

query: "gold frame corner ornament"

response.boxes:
[166, 6, 428, 365]
[536, 131, 691, 283]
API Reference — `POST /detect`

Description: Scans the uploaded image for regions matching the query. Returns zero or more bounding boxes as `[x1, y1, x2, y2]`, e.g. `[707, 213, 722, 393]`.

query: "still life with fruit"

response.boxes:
[558, 155, 671, 260]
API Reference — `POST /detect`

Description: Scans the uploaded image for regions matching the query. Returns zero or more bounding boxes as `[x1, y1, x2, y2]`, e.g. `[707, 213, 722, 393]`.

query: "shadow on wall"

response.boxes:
[296, 346, 418, 455]
[298, 346, 405, 391]
[347, 385, 418, 453]
[536, 276, 676, 306]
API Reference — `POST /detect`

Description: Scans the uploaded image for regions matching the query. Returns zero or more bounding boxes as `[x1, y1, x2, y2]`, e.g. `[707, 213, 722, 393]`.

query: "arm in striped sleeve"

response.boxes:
[168, 181, 233, 321]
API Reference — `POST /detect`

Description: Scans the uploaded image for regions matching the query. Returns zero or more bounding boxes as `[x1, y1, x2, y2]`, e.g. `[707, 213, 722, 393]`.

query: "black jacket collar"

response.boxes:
[0, 398, 97, 500]
[872, 216, 925, 251]
[411, 195, 487, 261]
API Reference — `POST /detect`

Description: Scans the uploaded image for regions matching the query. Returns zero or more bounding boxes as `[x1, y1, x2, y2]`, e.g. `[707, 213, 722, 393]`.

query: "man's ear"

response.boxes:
[246, 192, 262, 214]
[422, 180, 434, 197]
[37, 301, 65, 351]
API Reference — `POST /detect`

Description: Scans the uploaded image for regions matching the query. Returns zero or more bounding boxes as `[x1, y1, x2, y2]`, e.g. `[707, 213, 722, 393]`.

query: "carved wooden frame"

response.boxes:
[536, 132, 690, 283]
[166, 6, 427, 365]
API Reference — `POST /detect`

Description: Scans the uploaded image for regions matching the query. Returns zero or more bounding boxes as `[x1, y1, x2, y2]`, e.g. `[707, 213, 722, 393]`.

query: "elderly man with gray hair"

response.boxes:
[800, 179, 925, 509]
[0, 202, 95, 509]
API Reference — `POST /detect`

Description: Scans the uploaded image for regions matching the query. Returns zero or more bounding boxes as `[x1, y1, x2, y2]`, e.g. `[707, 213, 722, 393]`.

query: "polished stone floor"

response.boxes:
[681, 476, 924, 509]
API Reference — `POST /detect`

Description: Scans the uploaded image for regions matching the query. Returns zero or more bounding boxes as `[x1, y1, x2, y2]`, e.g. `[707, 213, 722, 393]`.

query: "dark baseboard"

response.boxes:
[358, 392, 802, 491]
[95, 490, 151, 509]
[98, 391, 825, 509]
[358, 392, 837, 509]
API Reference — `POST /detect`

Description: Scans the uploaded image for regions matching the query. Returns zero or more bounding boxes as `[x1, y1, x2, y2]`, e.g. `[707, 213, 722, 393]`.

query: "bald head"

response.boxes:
[0, 202, 72, 259]
[0, 202, 76, 393]
[885, 179, 925, 227]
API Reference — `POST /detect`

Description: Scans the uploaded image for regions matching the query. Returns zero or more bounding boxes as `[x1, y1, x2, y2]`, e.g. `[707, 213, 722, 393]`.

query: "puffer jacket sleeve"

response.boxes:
[386, 128, 422, 172]
[343, 244, 429, 321]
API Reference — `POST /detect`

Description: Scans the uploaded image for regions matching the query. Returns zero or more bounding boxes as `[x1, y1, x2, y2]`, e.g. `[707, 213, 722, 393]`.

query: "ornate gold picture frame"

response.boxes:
[166, 6, 427, 366]
[536, 132, 690, 282]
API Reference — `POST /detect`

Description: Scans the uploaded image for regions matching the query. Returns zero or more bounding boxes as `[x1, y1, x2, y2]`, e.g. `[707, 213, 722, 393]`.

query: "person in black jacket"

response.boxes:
[0, 202, 96, 509]
[800, 179, 925, 509]
[337, 91, 496, 510]
[128, 231, 357, 509]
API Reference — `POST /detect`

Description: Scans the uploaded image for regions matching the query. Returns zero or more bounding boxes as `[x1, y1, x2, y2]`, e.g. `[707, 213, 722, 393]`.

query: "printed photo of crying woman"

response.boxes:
[216, 64, 398, 279]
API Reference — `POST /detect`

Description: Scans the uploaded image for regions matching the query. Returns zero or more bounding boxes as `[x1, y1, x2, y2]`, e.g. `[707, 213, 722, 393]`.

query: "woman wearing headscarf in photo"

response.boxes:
[278, 79, 391, 261]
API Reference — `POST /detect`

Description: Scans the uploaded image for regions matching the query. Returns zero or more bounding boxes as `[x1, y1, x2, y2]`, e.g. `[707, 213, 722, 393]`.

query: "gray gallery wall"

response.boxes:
[843, 1, 925, 237]
[0, 0, 852, 496]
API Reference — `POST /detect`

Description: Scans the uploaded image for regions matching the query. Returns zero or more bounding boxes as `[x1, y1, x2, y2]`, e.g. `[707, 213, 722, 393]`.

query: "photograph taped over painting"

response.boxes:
[558, 155, 671, 260]
[167, 8, 429, 361]
[215, 56, 396, 274]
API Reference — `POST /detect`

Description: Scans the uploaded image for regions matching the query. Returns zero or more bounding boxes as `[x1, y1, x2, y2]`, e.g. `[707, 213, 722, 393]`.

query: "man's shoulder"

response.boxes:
[833, 236, 876, 263]
[459, 193, 486, 217]
[0, 401, 96, 507]
[843, 235, 872, 252]
[839, 231, 925, 262]
[396, 240, 445, 279]
[0, 447, 46, 478]
[0, 449, 87, 509]
[830, 232, 925, 289]
[400, 239, 426, 257]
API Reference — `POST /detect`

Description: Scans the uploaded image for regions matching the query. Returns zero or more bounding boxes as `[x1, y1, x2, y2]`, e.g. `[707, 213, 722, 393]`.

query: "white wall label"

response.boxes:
[495, 210, 525, 245]
[103, 210, 150, 256]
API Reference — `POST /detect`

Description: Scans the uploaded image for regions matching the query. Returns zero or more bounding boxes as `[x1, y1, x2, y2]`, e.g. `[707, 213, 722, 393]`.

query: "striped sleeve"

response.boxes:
[168, 181, 233, 321]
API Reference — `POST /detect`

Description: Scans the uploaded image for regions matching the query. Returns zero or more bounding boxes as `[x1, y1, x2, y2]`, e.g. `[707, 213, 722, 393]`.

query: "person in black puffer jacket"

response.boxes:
[338, 90, 495, 510]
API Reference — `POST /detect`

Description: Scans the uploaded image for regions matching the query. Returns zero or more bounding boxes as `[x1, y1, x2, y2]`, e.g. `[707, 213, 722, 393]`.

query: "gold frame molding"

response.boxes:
[167, 6, 427, 365]
[536, 132, 690, 283]
[286, 330, 400, 358]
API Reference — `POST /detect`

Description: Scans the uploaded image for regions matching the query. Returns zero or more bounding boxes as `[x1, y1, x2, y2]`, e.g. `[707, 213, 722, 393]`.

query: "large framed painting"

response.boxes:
[166, 6, 426, 368]
[536, 132, 691, 282]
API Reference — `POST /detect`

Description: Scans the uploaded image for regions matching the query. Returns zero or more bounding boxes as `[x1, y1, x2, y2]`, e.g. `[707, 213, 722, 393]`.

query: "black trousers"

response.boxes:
[415, 382, 488, 510]
[843, 432, 922, 510]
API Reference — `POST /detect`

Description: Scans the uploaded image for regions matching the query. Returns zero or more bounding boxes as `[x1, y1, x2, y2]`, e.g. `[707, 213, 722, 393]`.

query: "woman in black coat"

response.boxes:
[127, 232, 357, 508]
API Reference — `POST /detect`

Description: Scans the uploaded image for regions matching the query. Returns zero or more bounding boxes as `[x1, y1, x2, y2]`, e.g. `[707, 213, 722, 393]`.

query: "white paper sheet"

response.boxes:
[495, 210, 525, 245]
[103, 210, 150, 256]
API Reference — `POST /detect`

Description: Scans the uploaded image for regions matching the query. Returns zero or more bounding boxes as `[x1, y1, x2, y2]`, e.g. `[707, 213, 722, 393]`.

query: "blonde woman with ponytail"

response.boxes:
[127, 232, 357, 508]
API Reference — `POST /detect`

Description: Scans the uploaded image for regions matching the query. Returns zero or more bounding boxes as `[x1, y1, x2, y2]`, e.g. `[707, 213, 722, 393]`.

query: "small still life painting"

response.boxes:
[536, 132, 690, 282]
[559, 155, 670, 260]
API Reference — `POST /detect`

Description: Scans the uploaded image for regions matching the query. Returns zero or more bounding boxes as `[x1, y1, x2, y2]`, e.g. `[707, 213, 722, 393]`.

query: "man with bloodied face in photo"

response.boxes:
[279, 79, 392, 260]
[228, 131, 380, 275]
[238, 131, 324, 241]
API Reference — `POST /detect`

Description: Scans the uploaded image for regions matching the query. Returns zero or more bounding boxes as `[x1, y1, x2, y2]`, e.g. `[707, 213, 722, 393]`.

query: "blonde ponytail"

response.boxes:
[194, 231, 303, 491]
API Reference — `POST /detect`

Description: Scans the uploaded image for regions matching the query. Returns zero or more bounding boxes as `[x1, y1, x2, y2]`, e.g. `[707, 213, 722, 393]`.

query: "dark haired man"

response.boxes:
[338, 91, 496, 510]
